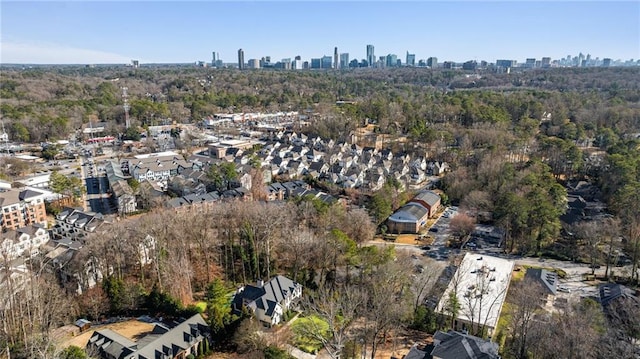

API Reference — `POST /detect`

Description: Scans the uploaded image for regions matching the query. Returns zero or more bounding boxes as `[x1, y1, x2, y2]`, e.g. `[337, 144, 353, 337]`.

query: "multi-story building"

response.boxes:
[541, 57, 551, 68]
[248, 59, 260, 69]
[339, 53, 349, 68]
[496, 59, 516, 68]
[334, 47, 339, 69]
[311, 58, 321, 69]
[129, 154, 191, 182]
[366, 44, 375, 67]
[237, 48, 245, 69]
[386, 54, 397, 67]
[321, 56, 333, 69]
[51, 207, 109, 245]
[0, 188, 47, 231]
[0, 224, 50, 260]
[525, 58, 536, 68]
[427, 57, 438, 68]
[462, 60, 477, 70]
[406, 52, 416, 67]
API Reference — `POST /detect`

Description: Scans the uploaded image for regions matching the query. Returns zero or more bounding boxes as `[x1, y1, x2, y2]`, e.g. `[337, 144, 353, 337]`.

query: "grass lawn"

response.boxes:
[291, 315, 329, 354]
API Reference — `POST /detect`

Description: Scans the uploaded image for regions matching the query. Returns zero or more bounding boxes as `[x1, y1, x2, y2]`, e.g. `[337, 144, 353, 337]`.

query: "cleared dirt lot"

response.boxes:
[58, 319, 155, 350]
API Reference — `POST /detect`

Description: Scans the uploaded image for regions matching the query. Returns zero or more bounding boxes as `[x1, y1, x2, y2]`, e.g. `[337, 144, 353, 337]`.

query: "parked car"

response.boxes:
[557, 286, 571, 293]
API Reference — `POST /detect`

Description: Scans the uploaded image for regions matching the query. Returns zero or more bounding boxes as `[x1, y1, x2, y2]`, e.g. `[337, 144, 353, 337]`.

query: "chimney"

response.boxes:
[257, 279, 264, 288]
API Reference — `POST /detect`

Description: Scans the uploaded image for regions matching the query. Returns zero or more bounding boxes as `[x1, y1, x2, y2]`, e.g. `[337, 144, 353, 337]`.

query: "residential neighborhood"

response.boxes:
[1, 54, 639, 359]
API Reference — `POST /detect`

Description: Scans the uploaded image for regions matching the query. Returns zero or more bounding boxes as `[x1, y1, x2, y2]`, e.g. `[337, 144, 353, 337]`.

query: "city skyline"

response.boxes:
[1, 1, 638, 64]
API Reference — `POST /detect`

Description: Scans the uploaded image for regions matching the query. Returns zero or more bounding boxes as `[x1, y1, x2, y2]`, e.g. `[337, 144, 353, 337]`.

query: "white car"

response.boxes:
[557, 286, 571, 293]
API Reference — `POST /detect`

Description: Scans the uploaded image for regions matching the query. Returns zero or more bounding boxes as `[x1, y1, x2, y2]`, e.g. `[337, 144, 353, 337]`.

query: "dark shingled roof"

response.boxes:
[525, 268, 558, 295]
[430, 331, 499, 359]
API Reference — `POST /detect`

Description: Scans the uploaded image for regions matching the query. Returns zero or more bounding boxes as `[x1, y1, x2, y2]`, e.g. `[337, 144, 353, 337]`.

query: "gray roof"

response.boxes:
[235, 275, 301, 318]
[430, 331, 499, 359]
[525, 268, 557, 295]
[86, 314, 209, 359]
[413, 190, 441, 207]
[388, 203, 428, 223]
[599, 283, 636, 307]
[87, 329, 137, 359]
[134, 314, 209, 359]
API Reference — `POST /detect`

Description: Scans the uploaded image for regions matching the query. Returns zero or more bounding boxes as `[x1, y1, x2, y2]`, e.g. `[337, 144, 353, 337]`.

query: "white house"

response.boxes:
[232, 275, 303, 326]
[0, 224, 50, 260]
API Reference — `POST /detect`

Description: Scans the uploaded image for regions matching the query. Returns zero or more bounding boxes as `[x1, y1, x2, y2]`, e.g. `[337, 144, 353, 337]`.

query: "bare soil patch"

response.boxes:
[58, 319, 155, 350]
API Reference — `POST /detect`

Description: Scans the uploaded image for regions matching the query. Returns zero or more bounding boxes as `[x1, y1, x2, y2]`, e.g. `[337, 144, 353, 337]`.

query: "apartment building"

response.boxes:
[0, 188, 48, 231]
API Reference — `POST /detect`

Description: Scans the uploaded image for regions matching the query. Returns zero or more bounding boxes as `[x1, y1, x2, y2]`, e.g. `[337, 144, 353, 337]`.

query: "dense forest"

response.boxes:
[1, 66, 640, 359]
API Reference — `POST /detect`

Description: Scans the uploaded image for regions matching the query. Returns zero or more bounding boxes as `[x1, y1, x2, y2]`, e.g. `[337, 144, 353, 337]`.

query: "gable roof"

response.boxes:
[134, 314, 208, 359]
[430, 331, 499, 359]
[599, 283, 636, 307]
[88, 329, 137, 359]
[525, 268, 558, 295]
[234, 275, 301, 319]
[412, 190, 441, 207]
[87, 314, 209, 359]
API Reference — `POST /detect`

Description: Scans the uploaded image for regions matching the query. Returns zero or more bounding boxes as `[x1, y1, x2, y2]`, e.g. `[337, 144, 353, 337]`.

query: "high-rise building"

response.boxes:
[334, 47, 339, 69]
[602, 58, 612, 67]
[248, 59, 260, 69]
[321, 56, 333, 69]
[339, 53, 349, 69]
[406, 52, 416, 67]
[496, 59, 516, 68]
[462, 60, 477, 70]
[293, 59, 304, 70]
[525, 58, 536, 68]
[311, 58, 321, 69]
[427, 57, 438, 68]
[366, 45, 375, 68]
[237, 49, 245, 69]
[541, 57, 551, 68]
[386, 54, 397, 67]
[212, 52, 219, 67]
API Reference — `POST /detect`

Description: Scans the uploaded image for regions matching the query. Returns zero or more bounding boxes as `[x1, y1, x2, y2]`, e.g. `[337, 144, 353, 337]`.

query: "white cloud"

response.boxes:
[0, 40, 135, 64]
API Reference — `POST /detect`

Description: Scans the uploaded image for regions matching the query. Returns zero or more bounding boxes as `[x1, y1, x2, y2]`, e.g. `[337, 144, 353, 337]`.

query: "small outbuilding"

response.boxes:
[75, 318, 91, 333]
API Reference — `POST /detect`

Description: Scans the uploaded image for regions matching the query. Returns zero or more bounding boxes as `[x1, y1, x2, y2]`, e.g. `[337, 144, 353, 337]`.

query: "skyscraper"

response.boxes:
[386, 54, 397, 67]
[406, 52, 416, 67]
[334, 47, 339, 69]
[366, 44, 375, 68]
[212, 52, 218, 67]
[237, 48, 245, 70]
[427, 57, 438, 68]
[339, 53, 349, 69]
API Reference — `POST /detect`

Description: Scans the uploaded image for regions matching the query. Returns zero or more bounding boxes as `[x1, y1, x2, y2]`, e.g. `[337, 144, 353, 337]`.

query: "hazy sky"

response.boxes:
[1, 1, 639, 64]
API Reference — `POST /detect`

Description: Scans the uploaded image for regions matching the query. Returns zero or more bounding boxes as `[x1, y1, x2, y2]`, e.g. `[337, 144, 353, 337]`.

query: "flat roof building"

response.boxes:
[436, 253, 514, 336]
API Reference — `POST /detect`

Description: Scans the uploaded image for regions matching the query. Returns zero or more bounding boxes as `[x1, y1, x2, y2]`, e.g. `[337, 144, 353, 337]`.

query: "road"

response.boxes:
[80, 154, 116, 215]
[369, 206, 639, 302]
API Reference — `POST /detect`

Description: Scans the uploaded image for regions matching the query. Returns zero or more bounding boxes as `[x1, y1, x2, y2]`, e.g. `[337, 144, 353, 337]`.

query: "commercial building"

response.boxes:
[386, 190, 441, 234]
[435, 253, 514, 336]
[366, 44, 375, 67]
[427, 57, 438, 68]
[237, 48, 245, 69]
[406, 52, 416, 66]
[339, 53, 349, 68]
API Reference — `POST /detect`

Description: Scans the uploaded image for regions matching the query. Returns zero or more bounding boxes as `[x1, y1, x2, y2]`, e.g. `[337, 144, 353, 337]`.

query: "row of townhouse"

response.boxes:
[0, 224, 50, 260]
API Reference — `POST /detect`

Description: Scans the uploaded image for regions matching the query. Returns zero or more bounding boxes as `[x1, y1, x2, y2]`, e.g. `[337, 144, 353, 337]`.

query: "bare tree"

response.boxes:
[409, 258, 444, 312]
[298, 283, 366, 359]
[505, 279, 546, 359]
[449, 213, 476, 244]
